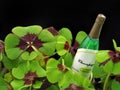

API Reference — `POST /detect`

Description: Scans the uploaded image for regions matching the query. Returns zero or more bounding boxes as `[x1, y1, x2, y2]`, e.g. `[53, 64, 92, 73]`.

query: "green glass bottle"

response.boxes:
[72, 14, 106, 78]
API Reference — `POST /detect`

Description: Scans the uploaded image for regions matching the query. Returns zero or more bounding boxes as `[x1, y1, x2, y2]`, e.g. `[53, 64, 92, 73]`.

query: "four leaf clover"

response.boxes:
[11, 61, 46, 90]
[5, 25, 58, 60]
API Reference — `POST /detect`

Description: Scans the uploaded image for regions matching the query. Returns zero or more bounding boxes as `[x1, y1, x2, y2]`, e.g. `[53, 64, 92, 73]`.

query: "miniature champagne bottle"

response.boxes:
[72, 14, 106, 77]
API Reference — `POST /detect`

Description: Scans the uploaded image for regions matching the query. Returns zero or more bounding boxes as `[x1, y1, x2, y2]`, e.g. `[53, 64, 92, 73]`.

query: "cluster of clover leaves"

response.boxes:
[0, 25, 120, 90]
[93, 39, 120, 90]
[0, 25, 94, 90]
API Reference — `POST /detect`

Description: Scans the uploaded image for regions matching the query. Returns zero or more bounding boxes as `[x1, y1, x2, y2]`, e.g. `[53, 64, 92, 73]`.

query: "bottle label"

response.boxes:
[72, 48, 97, 74]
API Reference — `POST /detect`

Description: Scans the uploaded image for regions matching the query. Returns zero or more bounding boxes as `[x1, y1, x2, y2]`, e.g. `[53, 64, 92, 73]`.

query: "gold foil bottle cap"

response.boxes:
[89, 14, 106, 39]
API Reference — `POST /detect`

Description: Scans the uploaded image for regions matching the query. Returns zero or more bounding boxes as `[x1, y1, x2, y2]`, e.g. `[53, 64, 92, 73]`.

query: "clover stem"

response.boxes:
[103, 72, 111, 90]
[29, 86, 32, 90]
[31, 45, 47, 57]
[31, 45, 40, 54]
[89, 72, 93, 82]
[62, 58, 65, 66]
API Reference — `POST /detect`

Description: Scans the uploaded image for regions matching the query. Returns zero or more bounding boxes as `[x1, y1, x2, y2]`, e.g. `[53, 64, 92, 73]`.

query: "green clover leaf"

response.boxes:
[12, 25, 42, 37]
[4, 72, 13, 83]
[112, 62, 120, 74]
[96, 50, 110, 63]
[111, 80, 120, 90]
[75, 31, 87, 47]
[93, 62, 106, 78]
[59, 28, 72, 44]
[58, 70, 73, 89]
[0, 77, 8, 90]
[103, 60, 114, 73]
[46, 58, 68, 83]
[11, 79, 28, 90]
[46, 85, 59, 90]
[33, 81, 43, 89]
[56, 36, 68, 56]
[63, 52, 73, 68]
[5, 34, 23, 59]
[2, 56, 20, 70]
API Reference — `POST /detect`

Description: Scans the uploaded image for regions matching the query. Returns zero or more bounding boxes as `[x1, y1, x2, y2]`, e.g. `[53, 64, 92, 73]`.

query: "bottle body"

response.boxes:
[72, 48, 97, 77]
[72, 36, 98, 77]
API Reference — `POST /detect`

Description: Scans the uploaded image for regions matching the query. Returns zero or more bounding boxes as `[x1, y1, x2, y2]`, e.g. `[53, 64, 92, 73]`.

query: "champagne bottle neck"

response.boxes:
[89, 14, 106, 39]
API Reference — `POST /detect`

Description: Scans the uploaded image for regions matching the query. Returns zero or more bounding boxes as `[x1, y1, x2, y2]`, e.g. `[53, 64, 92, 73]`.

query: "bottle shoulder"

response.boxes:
[79, 36, 99, 50]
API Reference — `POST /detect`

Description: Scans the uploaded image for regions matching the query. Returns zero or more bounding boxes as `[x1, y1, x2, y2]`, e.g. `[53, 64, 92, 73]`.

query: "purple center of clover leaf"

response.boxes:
[100, 51, 120, 66]
[115, 75, 120, 83]
[16, 33, 43, 53]
[48, 27, 59, 36]
[0, 42, 4, 52]
[64, 41, 70, 51]
[109, 51, 120, 63]
[57, 64, 68, 73]
[64, 41, 79, 56]
[23, 72, 37, 85]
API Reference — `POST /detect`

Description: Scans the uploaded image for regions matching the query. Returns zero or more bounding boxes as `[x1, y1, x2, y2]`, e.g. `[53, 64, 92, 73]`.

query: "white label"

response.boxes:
[72, 48, 97, 76]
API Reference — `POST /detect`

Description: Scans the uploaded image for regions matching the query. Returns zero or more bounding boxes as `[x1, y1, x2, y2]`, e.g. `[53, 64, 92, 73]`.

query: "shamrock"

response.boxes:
[46, 58, 68, 83]
[11, 61, 46, 90]
[5, 25, 58, 60]
[96, 40, 120, 74]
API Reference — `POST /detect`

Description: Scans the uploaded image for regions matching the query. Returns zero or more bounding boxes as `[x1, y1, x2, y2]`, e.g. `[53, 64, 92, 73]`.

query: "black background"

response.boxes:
[0, 0, 120, 50]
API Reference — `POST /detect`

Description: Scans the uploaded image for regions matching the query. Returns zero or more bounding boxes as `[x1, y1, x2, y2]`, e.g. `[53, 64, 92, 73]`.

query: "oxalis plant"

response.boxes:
[0, 25, 119, 90]
[93, 39, 120, 90]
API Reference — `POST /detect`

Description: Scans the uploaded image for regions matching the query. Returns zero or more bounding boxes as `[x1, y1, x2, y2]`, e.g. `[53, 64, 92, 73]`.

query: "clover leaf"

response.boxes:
[62, 52, 73, 68]
[59, 28, 72, 44]
[93, 62, 106, 78]
[11, 61, 46, 89]
[0, 77, 8, 90]
[38, 27, 58, 56]
[112, 62, 120, 74]
[75, 31, 87, 48]
[58, 70, 73, 89]
[11, 79, 28, 90]
[5, 25, 42, 60]
[46, 85, 59, 90]
[33, 81, 43, 89]
[111, 79, 120, 90]
[2, 56, 20, 70]
[96, 49, 120, 75]
[46, 58, 68, 83]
